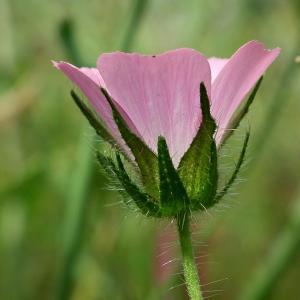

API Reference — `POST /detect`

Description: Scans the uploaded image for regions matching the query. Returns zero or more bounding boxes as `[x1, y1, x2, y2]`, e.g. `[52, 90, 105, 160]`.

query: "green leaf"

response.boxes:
[157, 136, 189, 216]
[101, 88, 159, 201]
[215, 131, 250, 202]
[97, 151, 161, 217]
[220, 77, 263, 145]
[178, 82, 218, 210]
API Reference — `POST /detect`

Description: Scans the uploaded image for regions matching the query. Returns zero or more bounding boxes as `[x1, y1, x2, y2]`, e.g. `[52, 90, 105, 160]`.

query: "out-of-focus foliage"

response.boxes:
[0, 0, 299, 299]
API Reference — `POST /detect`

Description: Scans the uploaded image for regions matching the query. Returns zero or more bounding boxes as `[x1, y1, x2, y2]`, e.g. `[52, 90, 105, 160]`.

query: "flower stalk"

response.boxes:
[177, 211, 203, 300]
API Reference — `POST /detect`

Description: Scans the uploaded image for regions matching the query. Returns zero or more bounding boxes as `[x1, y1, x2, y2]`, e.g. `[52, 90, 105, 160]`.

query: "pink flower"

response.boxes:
[54, 40, 280, 167]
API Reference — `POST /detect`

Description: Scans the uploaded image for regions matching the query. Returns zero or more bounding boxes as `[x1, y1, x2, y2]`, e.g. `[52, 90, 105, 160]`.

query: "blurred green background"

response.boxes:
[0, 0, 300, 299]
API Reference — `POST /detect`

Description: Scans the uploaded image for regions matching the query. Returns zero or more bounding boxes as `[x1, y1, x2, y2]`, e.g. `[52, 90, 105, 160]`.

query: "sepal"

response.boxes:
[101, 88, 159, 201]
[215, 131, 250, 202]
[220, 77, 262, 145]
[178, 83, 218, 210]
[96, 151, 161, 217]
[71, 90, 116, 145]
[157, 136, 190, 216]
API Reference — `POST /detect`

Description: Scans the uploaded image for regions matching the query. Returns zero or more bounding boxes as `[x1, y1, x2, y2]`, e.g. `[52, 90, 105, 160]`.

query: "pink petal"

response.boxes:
[211, 41, 280, 144]
[208, 57, 229, 82]
[97, 48, 211, 167]
[80, 67, 106, 87]
[53, 61, 135, 157]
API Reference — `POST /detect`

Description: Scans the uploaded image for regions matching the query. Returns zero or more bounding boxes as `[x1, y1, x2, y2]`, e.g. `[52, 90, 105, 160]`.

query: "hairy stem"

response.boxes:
[177, 212, 203, 300]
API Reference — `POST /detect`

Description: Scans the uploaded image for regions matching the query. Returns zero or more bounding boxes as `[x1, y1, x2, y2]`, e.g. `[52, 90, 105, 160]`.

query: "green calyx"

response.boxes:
[97, 83, 220, 218]
[72, 80, 259, 218]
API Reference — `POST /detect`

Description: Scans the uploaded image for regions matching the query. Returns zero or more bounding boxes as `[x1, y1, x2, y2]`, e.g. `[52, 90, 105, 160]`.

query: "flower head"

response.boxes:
[54, 40, 280, 217]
